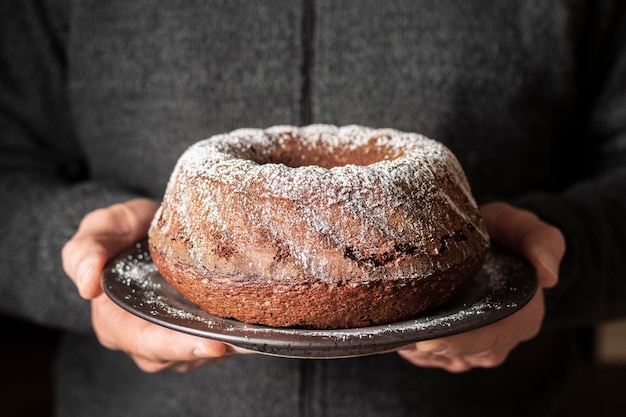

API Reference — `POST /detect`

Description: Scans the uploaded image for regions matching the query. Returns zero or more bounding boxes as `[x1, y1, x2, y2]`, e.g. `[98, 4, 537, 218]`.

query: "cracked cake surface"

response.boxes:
[148, 124, 490, 329]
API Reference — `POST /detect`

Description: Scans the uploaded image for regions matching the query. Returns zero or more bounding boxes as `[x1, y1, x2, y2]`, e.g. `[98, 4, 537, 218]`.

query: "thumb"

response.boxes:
[62, 198, 160, 299]
[480, 202, 565, 288]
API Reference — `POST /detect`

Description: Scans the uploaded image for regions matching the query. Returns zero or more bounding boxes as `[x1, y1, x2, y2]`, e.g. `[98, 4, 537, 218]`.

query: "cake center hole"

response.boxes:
[265, 135, 405, 168]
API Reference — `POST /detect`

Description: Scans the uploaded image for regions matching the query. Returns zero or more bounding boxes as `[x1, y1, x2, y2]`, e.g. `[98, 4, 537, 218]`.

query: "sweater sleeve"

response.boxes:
[0, 1, 140, 334]
[514, 2, 626, 329]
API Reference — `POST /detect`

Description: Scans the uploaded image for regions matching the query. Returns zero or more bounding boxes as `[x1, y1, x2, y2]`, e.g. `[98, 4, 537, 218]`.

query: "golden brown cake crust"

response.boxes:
[148, 124, 490, 329]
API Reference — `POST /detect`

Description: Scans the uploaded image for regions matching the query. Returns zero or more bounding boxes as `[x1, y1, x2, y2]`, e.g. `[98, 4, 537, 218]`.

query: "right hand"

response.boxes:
[397, 202, 565, 372]
[62, 198, 251, 373]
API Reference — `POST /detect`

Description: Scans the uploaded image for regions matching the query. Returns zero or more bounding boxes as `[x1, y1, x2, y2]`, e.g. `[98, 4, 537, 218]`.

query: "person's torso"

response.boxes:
[66, 0, 581, 201]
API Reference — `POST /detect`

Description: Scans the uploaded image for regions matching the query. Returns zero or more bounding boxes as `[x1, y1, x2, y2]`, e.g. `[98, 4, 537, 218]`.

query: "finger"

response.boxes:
[227, 344, 256, 355]
[129, 343, 251, 373]
[92, 295, 229, 366]
[398, 289, 545, 371]
[171, 344, 257, 370]
[132, 355, 231, 374]
[62, 198, 159, 298]
[408, 334, 514, 365]
[396, 348, 484, 373]
[430, 290, 544, 355]
[61, 238, 112, 299]
[396, 349, 453, 368]
[398, 341, 509, 372]
[481, 202, 565, 288]
[173, 355, 237, 372]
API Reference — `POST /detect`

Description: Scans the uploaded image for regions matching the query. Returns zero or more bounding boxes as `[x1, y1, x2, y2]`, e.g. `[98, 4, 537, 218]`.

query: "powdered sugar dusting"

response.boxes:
[111, 243, 158, 290]
[108, 244, 218, 325]
[149, 124, 489, 284]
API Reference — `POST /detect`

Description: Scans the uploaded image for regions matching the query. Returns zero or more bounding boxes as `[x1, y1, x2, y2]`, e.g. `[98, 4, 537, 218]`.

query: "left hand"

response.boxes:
[62, 198, 251, 373]
[397, 201, 565, 372]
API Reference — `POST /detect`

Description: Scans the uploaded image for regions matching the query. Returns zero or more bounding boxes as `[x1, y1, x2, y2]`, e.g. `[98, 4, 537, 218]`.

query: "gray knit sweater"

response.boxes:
[1, 1, 625, 416]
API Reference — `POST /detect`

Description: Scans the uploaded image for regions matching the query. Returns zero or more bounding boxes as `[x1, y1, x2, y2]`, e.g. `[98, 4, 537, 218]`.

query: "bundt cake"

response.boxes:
[148, 124, 489, 329]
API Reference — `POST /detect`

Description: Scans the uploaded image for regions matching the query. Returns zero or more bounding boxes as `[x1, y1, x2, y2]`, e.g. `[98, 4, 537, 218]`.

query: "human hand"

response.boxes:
[397, 201, 565, 372]
[62, 198, 250, 373]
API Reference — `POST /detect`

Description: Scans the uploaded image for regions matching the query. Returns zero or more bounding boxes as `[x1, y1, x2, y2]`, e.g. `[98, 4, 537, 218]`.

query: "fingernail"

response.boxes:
[416, 341, 448, 354]
[76, 260, 94, 290]
[193, 349, 209, 358]
[536, 251, 559, 285]
[194, 345, 225, 358]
